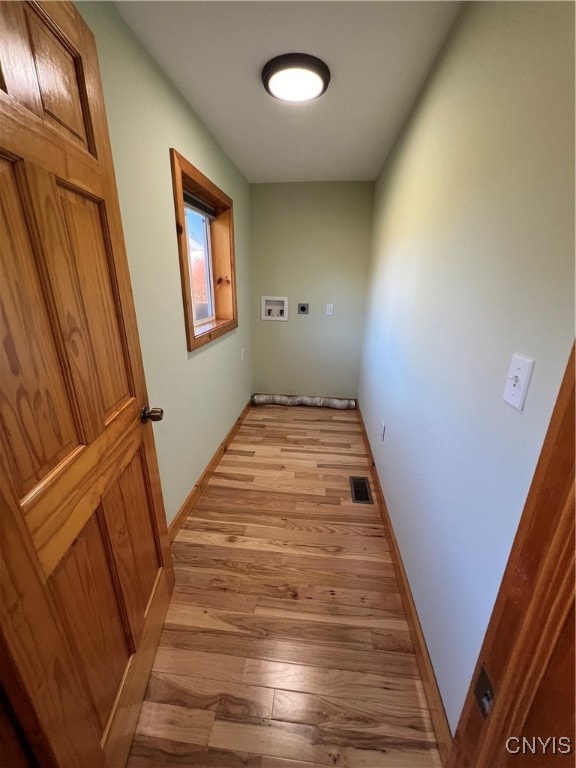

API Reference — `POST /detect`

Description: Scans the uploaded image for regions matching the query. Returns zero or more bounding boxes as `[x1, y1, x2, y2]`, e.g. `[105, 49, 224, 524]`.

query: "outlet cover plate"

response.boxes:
[503, 354, 534, 411]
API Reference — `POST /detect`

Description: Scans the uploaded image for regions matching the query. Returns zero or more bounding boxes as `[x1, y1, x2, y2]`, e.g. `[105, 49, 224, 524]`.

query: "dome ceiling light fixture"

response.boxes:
[262, 53, 331, 103]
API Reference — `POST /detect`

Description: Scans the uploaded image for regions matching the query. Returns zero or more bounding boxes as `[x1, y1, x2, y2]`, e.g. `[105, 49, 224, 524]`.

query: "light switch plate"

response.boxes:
[503, 354, 535, 411]
[326, 303, 334, 316]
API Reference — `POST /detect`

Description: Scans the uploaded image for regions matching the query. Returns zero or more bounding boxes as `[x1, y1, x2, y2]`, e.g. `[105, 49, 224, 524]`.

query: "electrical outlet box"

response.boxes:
[261, 296, 288, 321]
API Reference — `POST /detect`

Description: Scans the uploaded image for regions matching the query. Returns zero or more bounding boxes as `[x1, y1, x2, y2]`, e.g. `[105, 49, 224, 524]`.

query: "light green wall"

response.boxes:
[79, 3, 251, 525]
[251, 182, 373, 398]
[79, 0, 574, 734]
[358, 2, 574, 732]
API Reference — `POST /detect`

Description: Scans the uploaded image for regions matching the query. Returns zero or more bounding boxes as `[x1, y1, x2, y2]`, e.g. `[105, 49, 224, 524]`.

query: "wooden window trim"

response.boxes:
[170, 148, 238, 351]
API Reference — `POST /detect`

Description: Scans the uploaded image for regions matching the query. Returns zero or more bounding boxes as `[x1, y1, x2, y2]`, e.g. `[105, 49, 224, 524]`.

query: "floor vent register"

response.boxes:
[349, 476, 373, 504]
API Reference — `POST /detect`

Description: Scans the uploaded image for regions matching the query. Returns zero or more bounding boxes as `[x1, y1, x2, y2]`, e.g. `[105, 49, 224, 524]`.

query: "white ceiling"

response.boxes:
[115, 1, 462, 182]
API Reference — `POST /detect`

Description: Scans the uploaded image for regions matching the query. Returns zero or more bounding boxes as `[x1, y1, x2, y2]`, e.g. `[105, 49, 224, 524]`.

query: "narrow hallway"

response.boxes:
[127, 406, 441, 767]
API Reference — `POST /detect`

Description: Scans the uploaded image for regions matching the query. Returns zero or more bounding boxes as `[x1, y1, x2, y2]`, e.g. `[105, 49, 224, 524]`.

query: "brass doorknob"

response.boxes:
[141, 406, 164, 423]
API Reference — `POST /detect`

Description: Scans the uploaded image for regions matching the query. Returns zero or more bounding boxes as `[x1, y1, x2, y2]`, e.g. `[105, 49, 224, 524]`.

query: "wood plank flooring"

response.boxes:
[127, 406, 441, 768]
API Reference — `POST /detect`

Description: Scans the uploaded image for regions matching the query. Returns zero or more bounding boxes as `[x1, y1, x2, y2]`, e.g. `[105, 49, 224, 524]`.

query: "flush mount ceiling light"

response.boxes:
[262, 53, 330, 103]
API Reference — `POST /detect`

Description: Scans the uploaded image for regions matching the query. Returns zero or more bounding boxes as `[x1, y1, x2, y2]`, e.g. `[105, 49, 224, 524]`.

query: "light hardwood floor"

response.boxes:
[127, 406, 441, 767]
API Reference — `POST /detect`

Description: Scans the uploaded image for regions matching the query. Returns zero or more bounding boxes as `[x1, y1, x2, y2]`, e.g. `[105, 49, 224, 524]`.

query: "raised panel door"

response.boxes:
[0, 3, 174, 766]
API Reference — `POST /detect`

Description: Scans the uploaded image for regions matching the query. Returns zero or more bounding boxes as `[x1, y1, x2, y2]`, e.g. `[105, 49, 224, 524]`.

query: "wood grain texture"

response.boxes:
[128, 740, 263, 768]
[146, 671, 274, 719]
[0, 4, 173, 766]
[169, 402, 252, 541]
[0, 477, 104, 768]
[0, 156, 80, 498]
[169, 147, 237, 352]
[271, 689, 434, 739]
[101, 449, 163, 646]
[158, 632, 419, 678]
[26, 4, 90, 146]
[24, 400, 141, 578]
[0, 3, 44, 116]
[511, 602, 574, 768]
[208, 718, 441, 768]
[21, 160, 106, 442]
[50, 513, 130, 732]
[136, 701, 214, 746]
[103, 571, 171, 768]
[58, 185, 131, 418]
[129, 406, 441, 767]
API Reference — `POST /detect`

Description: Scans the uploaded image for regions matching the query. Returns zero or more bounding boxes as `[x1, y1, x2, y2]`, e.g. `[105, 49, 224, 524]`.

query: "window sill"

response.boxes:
[190, 317, 238, 351]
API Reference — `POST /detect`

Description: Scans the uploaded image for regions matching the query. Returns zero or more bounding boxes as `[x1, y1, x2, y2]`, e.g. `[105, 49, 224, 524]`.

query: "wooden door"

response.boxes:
[447, 347, 575, 768]
[0, 3, 174, 766]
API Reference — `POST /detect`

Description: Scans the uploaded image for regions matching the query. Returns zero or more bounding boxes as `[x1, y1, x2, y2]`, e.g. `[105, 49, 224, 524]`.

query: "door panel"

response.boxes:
[22, 400, 140, 578]
[26, 6, 92, 148]
[22, 161, 106, 441]
[102, 450, 163, 646]
[50, 514, 131, 733]
[58, 186, 132, 417]
[0, 3, 174, 766]
[1, 484, 104, 768]
[110, 450, 162, 608]
[508, 603, 575, 767]
[0, 3, 44, 116]
[0, 156, 80, 497]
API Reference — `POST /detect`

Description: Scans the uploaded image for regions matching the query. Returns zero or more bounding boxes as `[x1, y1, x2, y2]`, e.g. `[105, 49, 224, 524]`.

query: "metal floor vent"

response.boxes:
[349, 476, 373, 504]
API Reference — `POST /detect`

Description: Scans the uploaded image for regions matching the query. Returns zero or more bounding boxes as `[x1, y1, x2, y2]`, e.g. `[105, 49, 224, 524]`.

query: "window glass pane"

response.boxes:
[184, 204, 214, 324]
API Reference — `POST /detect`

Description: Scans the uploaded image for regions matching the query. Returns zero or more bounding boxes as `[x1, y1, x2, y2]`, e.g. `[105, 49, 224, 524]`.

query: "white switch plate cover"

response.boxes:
[326, 303, 334, 316]
[503, 354, 535, 411]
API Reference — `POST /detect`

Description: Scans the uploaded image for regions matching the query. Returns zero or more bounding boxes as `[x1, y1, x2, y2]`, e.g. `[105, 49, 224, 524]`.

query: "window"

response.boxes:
[170, 148, 238, 351]
[184, 201, 215, 325]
